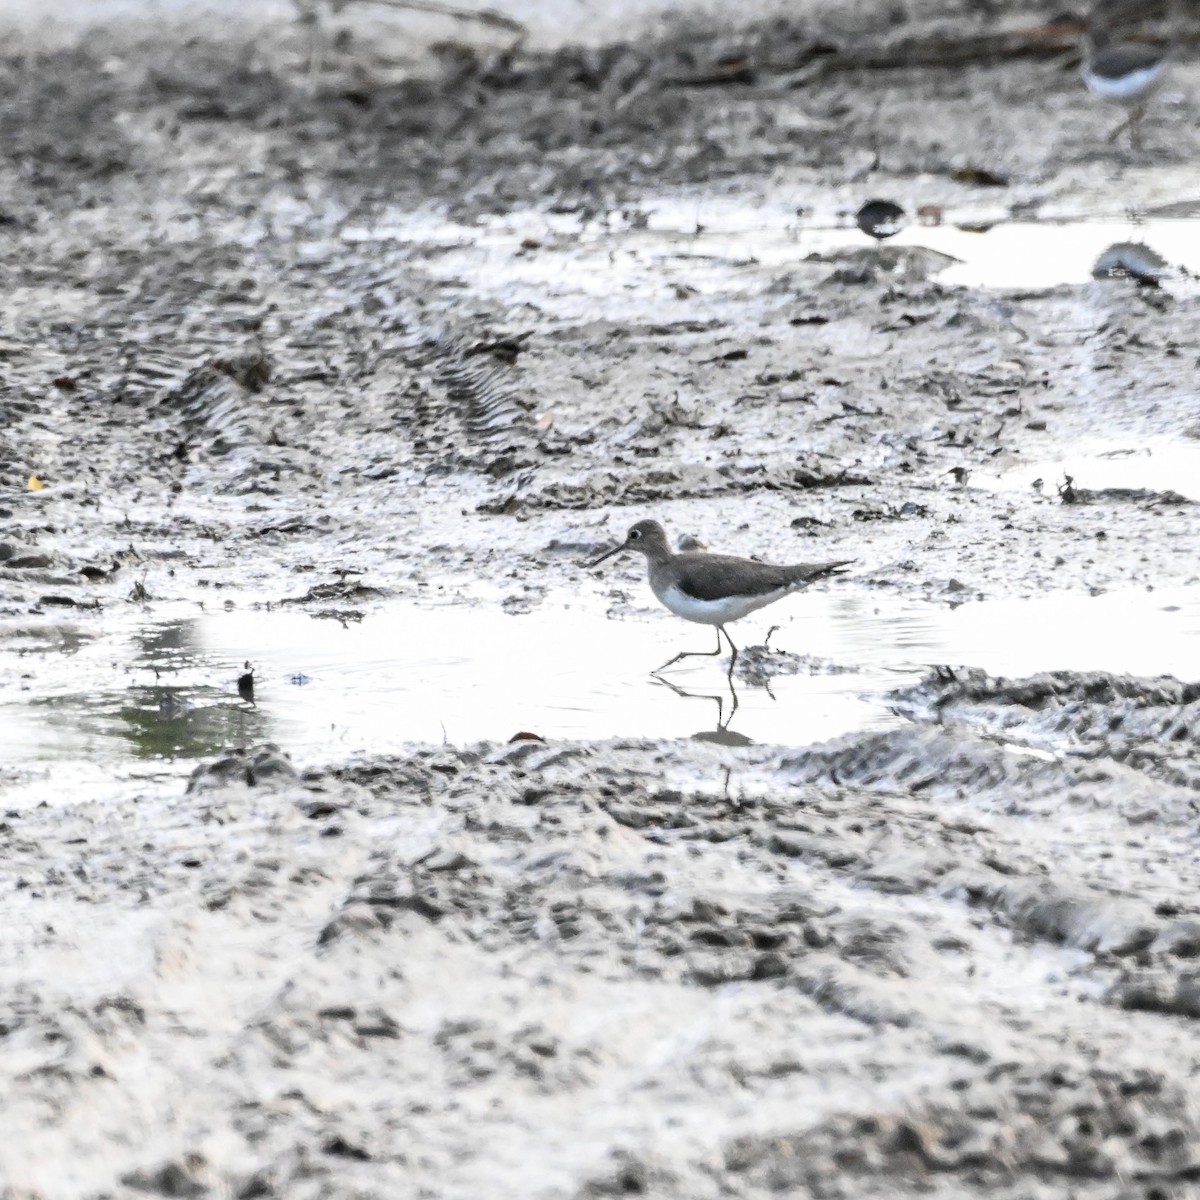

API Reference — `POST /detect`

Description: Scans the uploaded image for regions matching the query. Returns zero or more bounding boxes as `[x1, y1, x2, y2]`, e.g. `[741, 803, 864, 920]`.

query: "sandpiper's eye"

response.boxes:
[628, 528, 641, 540]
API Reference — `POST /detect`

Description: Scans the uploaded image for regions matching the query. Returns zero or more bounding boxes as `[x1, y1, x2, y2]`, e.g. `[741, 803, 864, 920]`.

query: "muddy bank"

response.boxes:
[6, 674, 1200, 1196]
[3, 1, 1200, 1196]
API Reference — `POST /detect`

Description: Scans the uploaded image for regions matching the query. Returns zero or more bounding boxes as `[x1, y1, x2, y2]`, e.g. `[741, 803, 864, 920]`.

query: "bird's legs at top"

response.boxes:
[293, 0, 325, 85]
[722, 629, 743, 724]
[1130, 104, 1146, 151]
[1108, 103, 1146, 148]
[652, 626, 724, 675]
[653, 625, 741, 679]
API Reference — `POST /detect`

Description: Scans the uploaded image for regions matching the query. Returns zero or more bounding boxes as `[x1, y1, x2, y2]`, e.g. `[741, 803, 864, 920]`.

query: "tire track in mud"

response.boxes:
[314, 698, 1200, 1193]
[0, 221, 550, 605]
[308, 722, 1200, 1194]
[892, 669, 1200, 791]
[0, 757, 455, 1197]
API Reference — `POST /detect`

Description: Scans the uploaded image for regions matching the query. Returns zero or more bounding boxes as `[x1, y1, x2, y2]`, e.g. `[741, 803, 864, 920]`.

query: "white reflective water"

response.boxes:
[3, 583, 1200, 806]
[972, 437, 1200, 501]
[929, 218, 1200, 290]
[346, 197, 1200, 302]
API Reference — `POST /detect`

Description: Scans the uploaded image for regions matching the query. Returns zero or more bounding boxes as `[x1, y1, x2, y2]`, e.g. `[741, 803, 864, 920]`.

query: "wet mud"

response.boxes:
[3, 1, 1200, 1196]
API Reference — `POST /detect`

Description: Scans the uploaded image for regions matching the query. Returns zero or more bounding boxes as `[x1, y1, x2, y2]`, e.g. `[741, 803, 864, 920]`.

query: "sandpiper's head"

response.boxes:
[586, 519, 671, 568]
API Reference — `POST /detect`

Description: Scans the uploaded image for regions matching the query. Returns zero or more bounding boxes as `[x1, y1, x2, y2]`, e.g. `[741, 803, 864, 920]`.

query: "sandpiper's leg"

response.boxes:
[1108, 105, 1142, 147]
[722, 681, 740, 730]
[721, 629, 742, 727]
[652, 627, 724, 675]
[721, 626, 739, 678]
[720, 643, 740, 731]
[1130, 104, 1146, 152]
[301, 1, 326, 89]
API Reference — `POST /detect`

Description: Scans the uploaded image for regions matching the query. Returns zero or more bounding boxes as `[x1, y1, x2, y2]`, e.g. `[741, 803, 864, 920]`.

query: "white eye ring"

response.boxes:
[629, 529, 641, 540]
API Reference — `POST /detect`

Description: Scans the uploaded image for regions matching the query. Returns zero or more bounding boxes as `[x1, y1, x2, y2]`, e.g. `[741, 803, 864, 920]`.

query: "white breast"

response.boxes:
[1084, 63, 1165, 102]
[653, 581, 789, 626]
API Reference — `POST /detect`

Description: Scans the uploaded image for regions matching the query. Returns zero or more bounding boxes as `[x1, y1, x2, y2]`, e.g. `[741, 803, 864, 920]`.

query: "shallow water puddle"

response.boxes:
[350, 203, 1200, 297]
[634, 202, 1200, 290]
[636, 202, 1200, 290]
[2, 583, 1200, 806]
[977, 437, 1200, 501]
[927, 219, 1200, 290]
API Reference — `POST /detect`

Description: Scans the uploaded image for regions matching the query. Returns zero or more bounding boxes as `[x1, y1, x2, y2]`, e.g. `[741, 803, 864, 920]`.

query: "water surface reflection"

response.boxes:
[2, 583, 1199, 805]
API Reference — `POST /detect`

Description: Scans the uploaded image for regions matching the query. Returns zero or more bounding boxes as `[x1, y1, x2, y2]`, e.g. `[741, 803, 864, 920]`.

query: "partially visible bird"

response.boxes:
[1082, 24, 1169, 149]
[855, 199, 906, 243]
[587, 519, 852, 674]
[294, 0, 526, 87]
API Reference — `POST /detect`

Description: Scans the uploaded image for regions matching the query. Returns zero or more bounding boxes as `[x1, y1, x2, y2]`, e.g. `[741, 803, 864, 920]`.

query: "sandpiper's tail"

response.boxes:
[787, 559, 854, 587]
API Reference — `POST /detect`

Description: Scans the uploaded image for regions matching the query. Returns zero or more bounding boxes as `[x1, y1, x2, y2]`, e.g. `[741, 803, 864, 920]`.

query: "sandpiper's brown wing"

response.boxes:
[670, 553, 852, 603]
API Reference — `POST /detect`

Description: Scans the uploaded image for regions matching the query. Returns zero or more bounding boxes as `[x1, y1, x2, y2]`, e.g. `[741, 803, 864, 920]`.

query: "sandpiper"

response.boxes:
[587, 519, 851, 674]
[1082, 26, 1169, 148]
[855, 199, 906, 243]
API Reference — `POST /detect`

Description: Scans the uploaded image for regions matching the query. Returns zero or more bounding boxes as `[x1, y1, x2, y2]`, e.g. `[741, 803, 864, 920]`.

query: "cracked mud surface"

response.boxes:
[2, 1, 1200, 1197]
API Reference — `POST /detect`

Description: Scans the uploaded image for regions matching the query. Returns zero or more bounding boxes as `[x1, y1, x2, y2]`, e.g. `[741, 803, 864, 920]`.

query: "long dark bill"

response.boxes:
[586, 542, 628, 569]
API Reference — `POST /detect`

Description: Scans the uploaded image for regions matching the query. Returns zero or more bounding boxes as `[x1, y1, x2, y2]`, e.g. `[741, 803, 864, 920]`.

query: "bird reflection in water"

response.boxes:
[651, 625, 805, 742]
